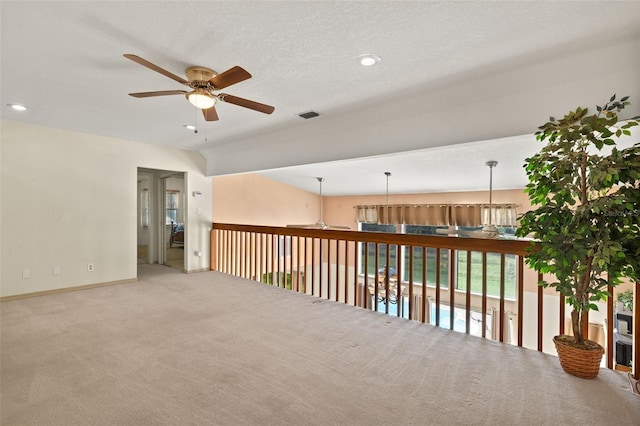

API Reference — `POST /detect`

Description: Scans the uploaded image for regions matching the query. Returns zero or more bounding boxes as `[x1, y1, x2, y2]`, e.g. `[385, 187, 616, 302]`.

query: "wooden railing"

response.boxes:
[211, 222, 638, 379]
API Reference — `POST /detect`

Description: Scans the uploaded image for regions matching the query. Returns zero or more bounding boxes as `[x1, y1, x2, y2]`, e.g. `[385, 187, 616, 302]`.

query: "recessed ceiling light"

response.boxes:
[357, 54, 381, 66]
[7, 103, 27, 111]
[183, 124, 196, 130]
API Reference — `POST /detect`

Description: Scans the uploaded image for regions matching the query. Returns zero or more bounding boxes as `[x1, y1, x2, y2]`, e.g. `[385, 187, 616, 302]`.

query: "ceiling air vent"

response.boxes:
[298, 111, 320, 119]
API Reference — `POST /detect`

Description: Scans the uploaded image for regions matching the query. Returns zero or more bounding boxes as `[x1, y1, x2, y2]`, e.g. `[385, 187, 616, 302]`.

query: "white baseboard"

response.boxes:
[0, 278, 137, 301]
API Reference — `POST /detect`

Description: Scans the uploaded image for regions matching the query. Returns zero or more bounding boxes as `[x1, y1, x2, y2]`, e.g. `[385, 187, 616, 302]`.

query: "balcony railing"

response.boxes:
[211, 222, 638, 380]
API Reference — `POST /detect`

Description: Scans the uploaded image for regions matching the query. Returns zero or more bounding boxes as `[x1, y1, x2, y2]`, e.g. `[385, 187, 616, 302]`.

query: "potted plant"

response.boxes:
[516, 94, 640, 379]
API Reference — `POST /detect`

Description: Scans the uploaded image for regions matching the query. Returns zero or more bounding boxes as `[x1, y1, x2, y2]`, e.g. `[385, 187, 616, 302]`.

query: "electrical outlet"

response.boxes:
[22, 269, 31, 279]
[87, 263, 94, 272]
[53, 266, 61, 276]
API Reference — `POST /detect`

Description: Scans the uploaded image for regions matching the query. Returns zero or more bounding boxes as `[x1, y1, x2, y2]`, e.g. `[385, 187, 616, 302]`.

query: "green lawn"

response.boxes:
[456, 251, 516, 299]
[362, 245, 516, 298]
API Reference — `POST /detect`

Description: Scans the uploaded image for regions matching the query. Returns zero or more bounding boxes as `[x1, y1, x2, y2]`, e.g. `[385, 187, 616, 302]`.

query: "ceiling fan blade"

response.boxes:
[128, 90, 187, 98]
[435, 228, 498, 239]
[436, 229, 455, 235]
[209, 66, 252, 90]
[219, 94, 275, 114]
[202, 106, 219, 121]
[287, 222, 350, 230]
[129, 90, 187, 98]
[124, 54, 188, 85]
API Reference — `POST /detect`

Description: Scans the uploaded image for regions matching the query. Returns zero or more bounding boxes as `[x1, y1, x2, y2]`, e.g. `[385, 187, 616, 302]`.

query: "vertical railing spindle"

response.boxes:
[517, 256, 524, 347]
[465, 250, 471, 334]
[481, 252, 488, 339]
[408, 246, 414, 321]
[319, 238, 324, 298]
[499, 253, 505, 343]
[435, 249, 441, 327]
[344, 241, 349, 304]
[385, 244, 390, 315]
[537, 271, 544, 352]
[559, 294, 566, 335]
[396, 244, 402, 318]
[352, 240, 358, 306]
[449, 249, 455, 330]
[363, 242, 369, 309]
[422, 247, 427, 324]
[606, 278, 614, 369]
[335, 240, 340, 302]
[374, 244, 379, 312]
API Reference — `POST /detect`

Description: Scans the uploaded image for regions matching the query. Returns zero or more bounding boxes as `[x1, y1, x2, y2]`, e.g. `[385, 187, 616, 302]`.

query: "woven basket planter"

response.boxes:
[553, 335, 604, 379]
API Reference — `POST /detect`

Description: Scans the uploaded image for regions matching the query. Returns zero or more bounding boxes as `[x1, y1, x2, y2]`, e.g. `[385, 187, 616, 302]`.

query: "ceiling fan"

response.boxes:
[123, 54, 274, 121]
[437, 160, 501, 239]
[287, 178, 351, 230]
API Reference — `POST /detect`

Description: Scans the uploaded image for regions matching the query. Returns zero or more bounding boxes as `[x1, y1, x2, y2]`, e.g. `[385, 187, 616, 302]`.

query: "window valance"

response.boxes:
[356, 203, 519, 227]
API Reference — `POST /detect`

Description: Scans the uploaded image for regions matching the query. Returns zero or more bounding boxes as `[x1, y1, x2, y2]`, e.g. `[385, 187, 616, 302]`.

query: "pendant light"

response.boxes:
[482, 161, 498, 235]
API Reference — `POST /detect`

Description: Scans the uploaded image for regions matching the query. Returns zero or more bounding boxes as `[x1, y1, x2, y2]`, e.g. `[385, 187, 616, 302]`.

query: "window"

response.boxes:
[141, 189, 150, 227]
[404, 225, 450, 288]
[165, 191, 179, 225]
[360, 223, 398, 277]
[359, 224, 516, 299]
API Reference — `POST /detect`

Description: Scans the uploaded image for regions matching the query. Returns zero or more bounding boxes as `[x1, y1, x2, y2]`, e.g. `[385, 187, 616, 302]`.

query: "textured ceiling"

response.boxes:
[2, 1, 639, 195]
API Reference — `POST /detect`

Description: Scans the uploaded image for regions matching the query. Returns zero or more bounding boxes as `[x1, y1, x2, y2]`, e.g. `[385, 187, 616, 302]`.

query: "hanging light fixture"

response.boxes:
[384, 172, 391, 224]
[286, 177, 351, 229]
[482, 160, 498, 235]
[186, 88, 216, 109]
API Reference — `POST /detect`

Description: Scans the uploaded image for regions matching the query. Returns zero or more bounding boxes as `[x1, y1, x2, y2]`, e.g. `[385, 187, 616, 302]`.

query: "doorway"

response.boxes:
[137, 168, 186, 271]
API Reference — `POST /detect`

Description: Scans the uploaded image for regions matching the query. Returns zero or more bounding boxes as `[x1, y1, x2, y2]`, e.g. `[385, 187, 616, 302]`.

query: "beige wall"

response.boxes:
[213, 174, 320, 227]
[213, 174, 532, 229]
[1, 120, 213, 297]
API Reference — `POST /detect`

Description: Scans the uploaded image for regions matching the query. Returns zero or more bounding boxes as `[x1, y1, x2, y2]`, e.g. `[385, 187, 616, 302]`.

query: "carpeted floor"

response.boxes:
[1, 264, 639, 425]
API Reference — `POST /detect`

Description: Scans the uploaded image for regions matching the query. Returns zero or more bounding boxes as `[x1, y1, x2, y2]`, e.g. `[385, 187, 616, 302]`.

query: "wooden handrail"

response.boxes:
[211, 222, 530, 255]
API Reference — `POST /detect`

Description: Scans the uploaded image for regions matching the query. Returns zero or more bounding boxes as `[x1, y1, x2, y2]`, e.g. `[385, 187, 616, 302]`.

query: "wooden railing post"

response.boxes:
[634, 281, 639, 381]
[537, 271, 544, 352]
[606, 280, 614, 370]
[449, 249, 455, 330]
[210, 225, 217, 271]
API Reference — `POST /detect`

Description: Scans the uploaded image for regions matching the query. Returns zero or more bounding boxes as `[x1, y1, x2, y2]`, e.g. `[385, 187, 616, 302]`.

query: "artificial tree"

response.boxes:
[516, 95, 640, 351]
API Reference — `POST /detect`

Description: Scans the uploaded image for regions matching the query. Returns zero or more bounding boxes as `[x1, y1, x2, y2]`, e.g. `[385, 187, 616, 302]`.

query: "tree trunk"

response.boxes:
[571, 310, 584, 345]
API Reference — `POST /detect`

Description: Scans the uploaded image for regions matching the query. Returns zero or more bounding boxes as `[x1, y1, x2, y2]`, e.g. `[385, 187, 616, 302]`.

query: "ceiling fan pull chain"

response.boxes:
[193, 106, 198, 134]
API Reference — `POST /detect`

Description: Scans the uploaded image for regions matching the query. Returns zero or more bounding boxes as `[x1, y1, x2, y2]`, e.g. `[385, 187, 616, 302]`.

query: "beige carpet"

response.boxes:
[1, 265, 639, 425]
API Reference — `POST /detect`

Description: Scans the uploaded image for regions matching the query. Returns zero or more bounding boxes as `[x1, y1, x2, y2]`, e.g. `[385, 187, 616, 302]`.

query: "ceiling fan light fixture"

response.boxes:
[186, 89, 216, 109]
